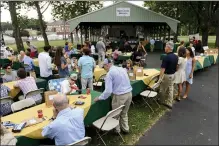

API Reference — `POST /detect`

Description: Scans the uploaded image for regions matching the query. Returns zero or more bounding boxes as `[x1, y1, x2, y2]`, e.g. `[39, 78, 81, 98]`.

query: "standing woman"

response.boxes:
[174, 47, 186, 101]
[54, 47, 69, 78]
[183, 47, 195, 99]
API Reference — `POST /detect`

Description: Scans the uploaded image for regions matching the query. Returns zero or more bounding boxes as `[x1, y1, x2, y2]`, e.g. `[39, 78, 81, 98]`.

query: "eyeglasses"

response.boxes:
[7, 68, 11, 69]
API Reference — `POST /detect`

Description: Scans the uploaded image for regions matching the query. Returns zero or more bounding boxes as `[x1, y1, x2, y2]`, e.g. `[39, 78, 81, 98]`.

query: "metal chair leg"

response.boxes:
[142, 96, 154, 113]
[96, 130, 106, 146]
[118, 132, 125, 143]
[153, 96, 160, 108]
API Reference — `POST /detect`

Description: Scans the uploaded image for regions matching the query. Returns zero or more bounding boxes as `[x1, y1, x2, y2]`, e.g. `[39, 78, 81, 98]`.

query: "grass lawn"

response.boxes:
[7, 40, 66, 53]
[86, 97, 168, 145]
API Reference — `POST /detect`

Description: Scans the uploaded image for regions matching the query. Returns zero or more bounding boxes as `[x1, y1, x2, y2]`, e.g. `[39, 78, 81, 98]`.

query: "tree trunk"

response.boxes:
[34, 1, 49, 46]
[216, 26, 219, 48]
[8, 1, 24, 52]
[201, 26, 209, 46]
[174, 24, 180, 43]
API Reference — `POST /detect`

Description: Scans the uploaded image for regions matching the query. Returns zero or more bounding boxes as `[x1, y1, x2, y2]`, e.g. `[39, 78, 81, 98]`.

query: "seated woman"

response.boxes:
[125, 59, 133, 71]
[54, 47, 69, 78]
[1, 124, 17, 145]
[2, 64, 17, 83]
[14, 68, 42, 104]
[0, 78, 13, 116]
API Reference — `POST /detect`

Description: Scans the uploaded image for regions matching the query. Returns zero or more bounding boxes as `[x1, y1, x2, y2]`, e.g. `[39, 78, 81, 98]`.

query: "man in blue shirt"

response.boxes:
[159, 41, 178, 109]
[42, 94, 85, 145]
[23, 51, 35, 72]
[78, 47, 96, 90]
[94, 58, 132, 134]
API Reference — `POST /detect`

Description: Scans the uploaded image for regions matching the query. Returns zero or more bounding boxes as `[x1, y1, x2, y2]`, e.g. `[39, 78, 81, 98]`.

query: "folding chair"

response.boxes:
[140, 75, 164, 113]
[48, 78, 66, 92]
[68, 137, 92, 146]
[25, 88, 44, 99]
[92, 105, 125, 146]
[23, 64, 31, 75]
[93, 74, 106, 87]
[0, 96, 13, 116]
[11, 98, 36, 113]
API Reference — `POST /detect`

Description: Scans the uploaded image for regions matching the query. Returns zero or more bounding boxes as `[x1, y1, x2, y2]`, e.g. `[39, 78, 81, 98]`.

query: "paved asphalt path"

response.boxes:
[138, 53, 218, 145]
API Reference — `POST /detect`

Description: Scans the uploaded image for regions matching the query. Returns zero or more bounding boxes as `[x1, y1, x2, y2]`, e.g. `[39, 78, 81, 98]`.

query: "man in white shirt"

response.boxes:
[38, 46, 53, 82]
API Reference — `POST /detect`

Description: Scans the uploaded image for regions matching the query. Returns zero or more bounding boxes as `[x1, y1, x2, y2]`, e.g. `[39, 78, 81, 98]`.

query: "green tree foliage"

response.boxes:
[51, 1, 103, 20]
[1, 22, 13, 31]
[17, 16, 47, 31]
[144, 1, 219, 46]
[24, 1, 50, 46]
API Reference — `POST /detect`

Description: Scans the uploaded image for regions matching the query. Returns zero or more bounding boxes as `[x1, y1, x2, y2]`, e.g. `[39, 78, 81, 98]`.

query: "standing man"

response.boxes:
[38, 46, 53, 82]
[150, 38, 155, 52]
[26, 41, 38, 57]
[96, 37, 106, 67]
[94, 59, 132, 134]
[78, 47, 96, 90]
[159, 41, 178, 109]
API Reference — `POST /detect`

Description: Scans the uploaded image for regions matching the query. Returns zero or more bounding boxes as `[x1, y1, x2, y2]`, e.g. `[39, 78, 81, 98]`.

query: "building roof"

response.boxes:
[47, 20, 69, 26]
[67, 1, 180, 33]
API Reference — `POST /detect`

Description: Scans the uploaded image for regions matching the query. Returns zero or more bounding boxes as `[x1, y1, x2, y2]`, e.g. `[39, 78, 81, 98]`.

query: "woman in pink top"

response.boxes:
[112, 47, 119, 62]
[14, 68, 42, 104]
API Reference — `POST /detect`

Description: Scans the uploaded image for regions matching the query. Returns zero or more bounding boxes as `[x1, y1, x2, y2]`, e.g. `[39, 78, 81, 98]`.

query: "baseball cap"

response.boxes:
[70, 73, 77, 80]
[103, 58, 112, 65]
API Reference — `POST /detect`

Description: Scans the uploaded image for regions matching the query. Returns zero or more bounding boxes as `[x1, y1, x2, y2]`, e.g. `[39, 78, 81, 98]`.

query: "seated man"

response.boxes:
[23, 51, 35, 73]
[2, 64, 17, 83]
[42, 94, 85, 145]
[18, 51, 26, 62]
[14, 68, 42, 104]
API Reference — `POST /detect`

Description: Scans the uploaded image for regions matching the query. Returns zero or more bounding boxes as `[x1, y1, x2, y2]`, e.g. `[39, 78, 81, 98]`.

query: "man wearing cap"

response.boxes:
[159, 41, 178, 109]
[96, 37, 106, 66]
[94, 58, 132, 134]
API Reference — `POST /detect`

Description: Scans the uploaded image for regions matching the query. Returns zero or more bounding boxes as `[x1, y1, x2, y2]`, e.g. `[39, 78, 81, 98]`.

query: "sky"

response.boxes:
[1, 1, 144, 23]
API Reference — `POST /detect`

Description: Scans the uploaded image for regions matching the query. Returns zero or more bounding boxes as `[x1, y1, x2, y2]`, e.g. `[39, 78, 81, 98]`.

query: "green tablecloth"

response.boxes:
[12, 62, 23, 70]
[117, 55, 131, 61]
[36, 78, 47, 90]
[0, 58, 11, 67]
[203, 56, 211, 68]
[160, 54, 214, 71]
[194, 61, 203, 71]
[208, 55, 215, 65]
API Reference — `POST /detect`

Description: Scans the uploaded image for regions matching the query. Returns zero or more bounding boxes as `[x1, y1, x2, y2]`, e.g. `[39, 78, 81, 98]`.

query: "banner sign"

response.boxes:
[116, 8, 130, 16]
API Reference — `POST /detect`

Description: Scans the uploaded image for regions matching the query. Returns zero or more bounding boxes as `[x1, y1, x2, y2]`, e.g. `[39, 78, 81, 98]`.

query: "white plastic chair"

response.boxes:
[140, 75, 164, 113]
[68, 137, 92, 146]
[11, 98, 36, 113]
[25, 88, 44, 99]
[92, 105, 125, 146]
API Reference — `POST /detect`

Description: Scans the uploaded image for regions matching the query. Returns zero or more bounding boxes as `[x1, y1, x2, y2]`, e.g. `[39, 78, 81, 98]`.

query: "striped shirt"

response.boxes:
[14, 77, 42, 102]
